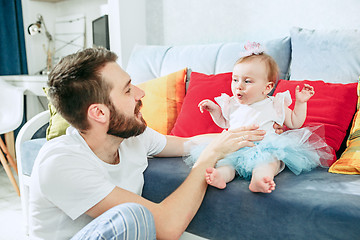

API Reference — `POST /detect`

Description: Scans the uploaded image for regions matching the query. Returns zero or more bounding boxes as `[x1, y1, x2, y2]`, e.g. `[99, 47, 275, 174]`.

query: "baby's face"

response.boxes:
[231, 58, 273, 105]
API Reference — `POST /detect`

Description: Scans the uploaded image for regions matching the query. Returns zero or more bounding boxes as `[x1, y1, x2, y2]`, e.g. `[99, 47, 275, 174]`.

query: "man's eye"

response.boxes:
[126, 88, 132, 93]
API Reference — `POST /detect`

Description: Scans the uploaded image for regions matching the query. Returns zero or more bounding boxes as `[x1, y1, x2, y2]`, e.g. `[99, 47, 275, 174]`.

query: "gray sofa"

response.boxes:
[17, 27, 360, 239]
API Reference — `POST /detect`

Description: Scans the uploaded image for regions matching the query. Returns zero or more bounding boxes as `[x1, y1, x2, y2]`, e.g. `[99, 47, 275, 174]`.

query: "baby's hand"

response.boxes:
[273, 122, 285, 135]
[198, 99, 219, 113]
[295, 84, 315, 103]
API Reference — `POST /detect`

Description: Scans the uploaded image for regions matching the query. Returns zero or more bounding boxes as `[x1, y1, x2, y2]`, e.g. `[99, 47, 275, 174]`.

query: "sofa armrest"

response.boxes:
[15, 109, 50, 179]
[15, 110, 50, 236]
[16, 110, 50, 144]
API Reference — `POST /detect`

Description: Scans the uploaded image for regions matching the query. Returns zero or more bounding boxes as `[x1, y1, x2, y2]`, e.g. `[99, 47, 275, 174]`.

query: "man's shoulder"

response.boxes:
[38, 132, 87, 160]
[121, 127, 166, 156]
[124, 127, 164, 143]
[45, 132, 81, 147]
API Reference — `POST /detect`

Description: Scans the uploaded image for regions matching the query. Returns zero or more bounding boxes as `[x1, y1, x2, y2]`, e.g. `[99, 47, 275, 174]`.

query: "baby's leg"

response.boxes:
[205, 165, 235, 189]
[249, 159, 281, 193]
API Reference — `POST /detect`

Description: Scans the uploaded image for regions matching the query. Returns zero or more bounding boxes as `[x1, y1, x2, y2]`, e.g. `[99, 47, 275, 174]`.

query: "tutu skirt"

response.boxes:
[185, 126, 334, 180]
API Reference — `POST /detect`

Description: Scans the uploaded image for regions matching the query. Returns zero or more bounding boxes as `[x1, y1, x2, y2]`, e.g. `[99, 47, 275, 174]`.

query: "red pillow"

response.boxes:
[273, 80, 358, 153]
[171, 74, 357, 163]
[170, 72, 232, 137]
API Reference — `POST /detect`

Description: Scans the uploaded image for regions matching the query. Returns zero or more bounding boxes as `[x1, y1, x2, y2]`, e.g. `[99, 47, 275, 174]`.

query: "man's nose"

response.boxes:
[134, 85, 145, 100]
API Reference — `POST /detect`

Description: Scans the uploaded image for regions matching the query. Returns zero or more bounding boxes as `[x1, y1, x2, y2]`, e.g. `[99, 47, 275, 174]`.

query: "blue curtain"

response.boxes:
[0, 0, 28, 75]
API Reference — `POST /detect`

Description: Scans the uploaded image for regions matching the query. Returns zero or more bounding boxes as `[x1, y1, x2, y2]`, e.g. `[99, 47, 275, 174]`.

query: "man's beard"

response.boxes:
[107, 100, 147, 138]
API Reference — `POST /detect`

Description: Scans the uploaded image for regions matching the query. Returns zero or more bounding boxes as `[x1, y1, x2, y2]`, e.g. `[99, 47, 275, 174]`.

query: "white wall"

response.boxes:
[22, 0, 107, 75]
[147, 0, 360, 45]
[22, 0, 57, 75]
[54, 0, 108, 48]
[22, 0, 360, 74]
[108, 0, 146, 69]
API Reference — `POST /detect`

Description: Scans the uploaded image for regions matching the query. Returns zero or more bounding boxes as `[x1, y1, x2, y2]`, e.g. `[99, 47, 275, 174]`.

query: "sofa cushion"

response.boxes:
[170, 72, 232, 137]
[160, 43, 223, 77]
[216, 37, 291, 80]
[126, 45, 172, 84]
[126, 38, 292, 85]
[289, 27, 360, 83]
[171, 74, 357, 162]
[273, 80, 358, 160]
[42, 68, 187, 138]
[21, 138, 47, 176]
[137, 68, 186, 135]
[43, 87, 70, 140]
[127, 44, 222, 85]
[330, 77, 360, 174]
[142, 157, 360, 240]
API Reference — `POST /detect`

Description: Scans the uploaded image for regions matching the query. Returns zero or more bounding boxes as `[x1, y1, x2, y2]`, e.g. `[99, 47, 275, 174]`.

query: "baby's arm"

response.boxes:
[284, 84, 314, 129]
[198, 99, 229, 128]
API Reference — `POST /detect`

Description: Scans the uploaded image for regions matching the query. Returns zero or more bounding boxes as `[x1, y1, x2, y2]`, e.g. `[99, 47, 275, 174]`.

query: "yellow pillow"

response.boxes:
[43, 88, 70, 140]
[42, 68, 186, 139]
[329, 77, 360, 174]
[137, 68, 187, 135]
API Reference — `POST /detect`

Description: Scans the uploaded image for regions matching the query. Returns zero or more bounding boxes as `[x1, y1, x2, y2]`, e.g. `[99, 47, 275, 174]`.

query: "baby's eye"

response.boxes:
[245, 79, 251, 83]
[232, 79, 239, 82]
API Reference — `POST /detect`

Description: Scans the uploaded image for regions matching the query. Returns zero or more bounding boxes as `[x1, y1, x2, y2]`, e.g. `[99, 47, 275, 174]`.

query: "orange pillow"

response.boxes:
[137, 68, 186, 135]
[329, 78, 360, 174]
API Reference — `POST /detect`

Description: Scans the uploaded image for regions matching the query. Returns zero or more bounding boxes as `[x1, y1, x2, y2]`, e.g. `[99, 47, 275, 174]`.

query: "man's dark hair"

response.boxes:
[48, 47, 118, 130]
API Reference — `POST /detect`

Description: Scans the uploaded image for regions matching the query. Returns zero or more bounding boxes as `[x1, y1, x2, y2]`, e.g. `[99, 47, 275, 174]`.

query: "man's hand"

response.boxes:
[199, 125, 266, 162]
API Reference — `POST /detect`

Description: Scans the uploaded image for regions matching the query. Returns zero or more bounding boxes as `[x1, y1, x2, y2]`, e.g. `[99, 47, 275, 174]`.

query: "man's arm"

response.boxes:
[86, 126, 265, 240]
[156, 124, 267, 157]
[154, 133, 218, 157]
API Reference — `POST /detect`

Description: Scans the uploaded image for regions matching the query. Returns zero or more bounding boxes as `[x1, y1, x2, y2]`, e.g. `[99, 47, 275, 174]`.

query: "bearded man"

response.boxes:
[29, 47, 265, 240]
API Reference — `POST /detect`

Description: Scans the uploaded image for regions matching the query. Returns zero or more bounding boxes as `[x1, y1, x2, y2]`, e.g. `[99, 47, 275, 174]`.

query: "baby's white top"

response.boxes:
[215, 91, 292, 134]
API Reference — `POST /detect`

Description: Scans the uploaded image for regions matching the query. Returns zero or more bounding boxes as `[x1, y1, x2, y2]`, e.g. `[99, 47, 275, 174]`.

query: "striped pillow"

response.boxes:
[329, 78, 360, 174]
[137, 68, 186, 135]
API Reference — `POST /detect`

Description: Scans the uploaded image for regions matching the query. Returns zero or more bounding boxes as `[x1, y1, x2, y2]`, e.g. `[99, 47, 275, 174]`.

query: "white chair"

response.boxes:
[15, 110, 49, 236]
[0, 80, 25, 196]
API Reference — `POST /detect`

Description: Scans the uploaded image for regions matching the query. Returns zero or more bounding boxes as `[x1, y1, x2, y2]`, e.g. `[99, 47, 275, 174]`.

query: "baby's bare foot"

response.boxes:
[249, 176, 276, 193]
[205, 167, 226, 189]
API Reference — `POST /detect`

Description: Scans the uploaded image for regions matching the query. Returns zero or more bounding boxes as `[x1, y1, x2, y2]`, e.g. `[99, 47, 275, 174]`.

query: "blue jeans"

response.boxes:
[71, 203, 156, 240]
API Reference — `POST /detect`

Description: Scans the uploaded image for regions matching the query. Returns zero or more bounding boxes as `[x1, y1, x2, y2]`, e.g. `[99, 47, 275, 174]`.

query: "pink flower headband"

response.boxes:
[240, 41, 265, 58]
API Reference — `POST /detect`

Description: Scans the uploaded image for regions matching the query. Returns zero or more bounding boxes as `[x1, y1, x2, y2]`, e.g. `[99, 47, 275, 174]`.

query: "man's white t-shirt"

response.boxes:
[29, 127, 166, 240]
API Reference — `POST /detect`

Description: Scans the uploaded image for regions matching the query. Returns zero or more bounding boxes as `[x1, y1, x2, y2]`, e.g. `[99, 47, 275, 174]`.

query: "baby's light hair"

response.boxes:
[235, 53, 279, 84]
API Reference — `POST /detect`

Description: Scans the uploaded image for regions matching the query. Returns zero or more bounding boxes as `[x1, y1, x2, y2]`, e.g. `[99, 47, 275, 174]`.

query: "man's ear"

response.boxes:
[87, 104, 109, 124]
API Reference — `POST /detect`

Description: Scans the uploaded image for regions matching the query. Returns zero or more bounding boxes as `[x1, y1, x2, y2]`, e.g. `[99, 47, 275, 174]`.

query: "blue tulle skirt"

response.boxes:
[185, 126, 334, 180]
